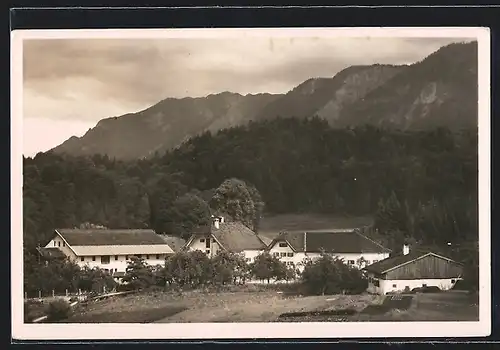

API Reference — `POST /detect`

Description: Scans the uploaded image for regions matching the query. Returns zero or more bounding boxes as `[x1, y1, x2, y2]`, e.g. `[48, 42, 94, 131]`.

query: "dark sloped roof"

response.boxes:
[270, 230, 389, 253]
[56, 229, 167, 246]
[258, 214, 374, 237]
[159, 235, 186, 252]
[272, 231, 305, 251]
[363, 251, 425, 274]
[212, 222, 266, 252]
[191, 225, 212, 235]
[36, 247, 67, 259]
[258, 235, 273, 247]
[304, 231, 391, 254]
[363, 251, 462, 275]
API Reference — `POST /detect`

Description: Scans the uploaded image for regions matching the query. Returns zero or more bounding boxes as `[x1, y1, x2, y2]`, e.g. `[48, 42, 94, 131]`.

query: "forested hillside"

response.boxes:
[24, 118, 478, 261]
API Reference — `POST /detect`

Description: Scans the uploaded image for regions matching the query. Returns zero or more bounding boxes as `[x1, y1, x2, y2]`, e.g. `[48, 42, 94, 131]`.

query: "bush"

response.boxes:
[300, 252, 368, 296]
[122, 256, 155, 290]
[250, 252, 287, 283]
[164, 250, 213, 288]
[46, 299, 72, 322]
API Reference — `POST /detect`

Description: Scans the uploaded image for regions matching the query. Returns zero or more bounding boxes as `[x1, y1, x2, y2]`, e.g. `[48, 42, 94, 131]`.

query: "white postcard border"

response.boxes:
[11, 26, 491, 340]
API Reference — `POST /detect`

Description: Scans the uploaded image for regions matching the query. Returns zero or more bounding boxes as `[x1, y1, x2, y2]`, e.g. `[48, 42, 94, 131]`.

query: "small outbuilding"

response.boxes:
[363, 244, 464, 295]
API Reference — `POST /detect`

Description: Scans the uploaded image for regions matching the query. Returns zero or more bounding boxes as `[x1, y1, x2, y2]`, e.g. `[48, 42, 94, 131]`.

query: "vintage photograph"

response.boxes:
[11, 27, 490, 339]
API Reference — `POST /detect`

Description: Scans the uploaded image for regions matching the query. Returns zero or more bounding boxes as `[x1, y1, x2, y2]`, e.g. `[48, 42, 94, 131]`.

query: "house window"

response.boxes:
[200, 238, 205, 243]
[58, 242, 61, 247]
[205, 250, 210, 254]
[125, 255, 129, 260]
[115, 255, 118, 261]
[348, 260, 355, 265]
[365, 260, 370, 265]
[279, 242, 287, 247]
[63, 242, 66, 247]
[137, 254, 142, 259]
[92, 256, 96, 261]
[422, 284, 427, 287]
[280, 252, 287, 257]
[273, 252, 279, 257]
[54, 241, 56, 247]
[392, 284, 397, 288]
[145, 255, 150, 259]
[287, 252, 294, 257]
[373, 260, 378, 263]
[80, 257, 84, 262]
[101, 256, 110, 264]
[156, 254, 160, 259]
[451, 279, 456, 283]
[246, 258, 251, 262]
[374, 280, 380, 287]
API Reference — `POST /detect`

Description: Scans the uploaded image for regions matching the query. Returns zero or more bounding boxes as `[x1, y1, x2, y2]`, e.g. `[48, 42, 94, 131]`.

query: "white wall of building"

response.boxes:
[268, 241, 389, 272]
[45, 235, 170, 273]
[367, 274, 459, 295]
[76, 254, 168, 273]
[45, 236, 77, 260]
[187, 234, 221, 258]
[241, 249, 264, 263]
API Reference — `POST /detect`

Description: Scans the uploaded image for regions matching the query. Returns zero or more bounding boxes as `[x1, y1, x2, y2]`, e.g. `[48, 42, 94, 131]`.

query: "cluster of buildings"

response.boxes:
[37, 215, 464, 295]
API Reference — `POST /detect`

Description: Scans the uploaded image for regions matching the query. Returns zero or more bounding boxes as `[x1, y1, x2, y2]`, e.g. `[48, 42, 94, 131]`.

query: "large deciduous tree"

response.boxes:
[210, 178, 263, 231]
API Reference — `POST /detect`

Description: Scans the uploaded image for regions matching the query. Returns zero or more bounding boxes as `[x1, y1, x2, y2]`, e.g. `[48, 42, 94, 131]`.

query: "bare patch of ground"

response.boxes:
[156, 292, 380, 323]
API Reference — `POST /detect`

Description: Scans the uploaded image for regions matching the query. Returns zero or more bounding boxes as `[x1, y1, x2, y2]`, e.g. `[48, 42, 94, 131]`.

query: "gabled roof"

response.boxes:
[159, 235, 186, 253]
[305, 230, 390, 254]
[36, 247, 67, 259]
[363, 251, 463, 275]
[210, 222, 267, 252]
[270, 231, 305, 252]
[55, 229, 167, 246]
[269, 230, 390, 254]
[258, 235, 273, 247]
[258, 214, 374, 238]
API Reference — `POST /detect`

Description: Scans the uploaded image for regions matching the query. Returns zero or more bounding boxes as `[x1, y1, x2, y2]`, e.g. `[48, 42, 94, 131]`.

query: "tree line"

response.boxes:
[23, 117, 478, 265]
[25, 249, 367, 299]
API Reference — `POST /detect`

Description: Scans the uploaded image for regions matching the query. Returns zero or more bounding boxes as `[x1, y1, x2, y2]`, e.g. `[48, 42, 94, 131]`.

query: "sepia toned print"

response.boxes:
[11, 27, 490, 339]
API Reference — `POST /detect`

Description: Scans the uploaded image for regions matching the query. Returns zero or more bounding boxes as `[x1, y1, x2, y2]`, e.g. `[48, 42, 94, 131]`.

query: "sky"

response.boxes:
[22, 35, 469, 157]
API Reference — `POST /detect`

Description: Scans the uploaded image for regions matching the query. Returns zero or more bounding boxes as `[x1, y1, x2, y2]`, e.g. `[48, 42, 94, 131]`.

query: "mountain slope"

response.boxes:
[52, 92, 281, 160]
[333, 41, 478, 130]
[253, 64, 406, 123]
[51, 41, 478, 160]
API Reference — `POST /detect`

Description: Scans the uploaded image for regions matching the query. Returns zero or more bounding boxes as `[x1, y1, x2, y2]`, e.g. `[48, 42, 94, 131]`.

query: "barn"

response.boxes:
[363, 245, 464, 295]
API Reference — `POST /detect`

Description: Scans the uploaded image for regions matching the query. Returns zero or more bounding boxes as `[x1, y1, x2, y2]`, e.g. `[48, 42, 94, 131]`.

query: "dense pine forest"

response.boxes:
[23, 117, 478, 267]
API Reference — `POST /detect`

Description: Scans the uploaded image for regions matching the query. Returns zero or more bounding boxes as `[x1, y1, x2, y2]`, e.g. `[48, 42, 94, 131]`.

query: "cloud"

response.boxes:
[21, 35, 470, 155]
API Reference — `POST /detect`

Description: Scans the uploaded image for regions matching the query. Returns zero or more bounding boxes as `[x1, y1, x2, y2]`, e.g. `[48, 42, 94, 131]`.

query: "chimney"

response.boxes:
[303, 232, 307, 252]
[219, 216, 224, 224]
[213, 217, 220, 230]
[403, 244, 410, 256]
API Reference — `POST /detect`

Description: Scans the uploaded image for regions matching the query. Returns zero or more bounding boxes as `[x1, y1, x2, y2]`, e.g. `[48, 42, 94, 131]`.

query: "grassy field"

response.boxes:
[60, 288, 478, 323]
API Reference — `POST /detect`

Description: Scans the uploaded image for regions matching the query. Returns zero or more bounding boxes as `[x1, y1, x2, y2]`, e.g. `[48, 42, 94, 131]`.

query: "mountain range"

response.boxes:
[52, 41, 478, 160]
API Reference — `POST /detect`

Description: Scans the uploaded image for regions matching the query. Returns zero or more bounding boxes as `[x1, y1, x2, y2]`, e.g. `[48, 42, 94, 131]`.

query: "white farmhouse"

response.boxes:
[40, 228, 184, 278]
[363, 244, 464, 295]
[184, 216, 267, 262]
[267, 229, 391, 272]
